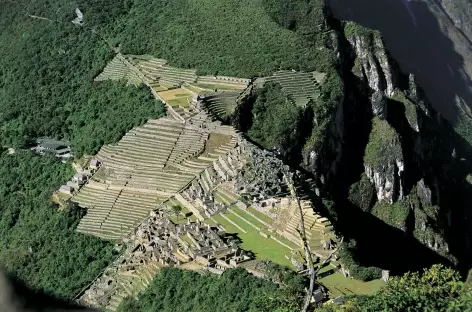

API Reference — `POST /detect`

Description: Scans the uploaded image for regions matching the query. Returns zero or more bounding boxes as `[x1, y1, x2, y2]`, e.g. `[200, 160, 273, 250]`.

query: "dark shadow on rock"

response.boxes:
[327, 0, 472, 125]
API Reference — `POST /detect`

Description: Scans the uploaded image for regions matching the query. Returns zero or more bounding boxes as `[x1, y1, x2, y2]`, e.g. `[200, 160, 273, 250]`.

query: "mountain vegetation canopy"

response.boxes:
[1, 0, 472, 310]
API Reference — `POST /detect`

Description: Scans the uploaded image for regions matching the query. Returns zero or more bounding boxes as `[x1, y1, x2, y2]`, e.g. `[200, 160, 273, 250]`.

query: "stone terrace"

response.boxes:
[80, 210, 249, 311]
[131, 58, 198, 87]
[72, 113, 239, 240]
[95, 55, 142, 86]
[266, 70, 322, 107]
[200, 91, 243, 120]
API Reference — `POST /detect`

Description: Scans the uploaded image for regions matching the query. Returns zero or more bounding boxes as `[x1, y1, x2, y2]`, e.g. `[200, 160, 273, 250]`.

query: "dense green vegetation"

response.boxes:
[247, 83, 303, 152]
[371, 200, 411, 230]
[321, 265, 472, 311]
[0, 151, 115, 299]
[118, 267, 305, 312]
[339, 241, 382, 281]
[364, 117, 403, 170]
[103, 0, 331, 77]
[0, 0, 159, 300]
[67, 83, 163, 157]
[348, 174, 376, 212]
[0, 1, 164, 156]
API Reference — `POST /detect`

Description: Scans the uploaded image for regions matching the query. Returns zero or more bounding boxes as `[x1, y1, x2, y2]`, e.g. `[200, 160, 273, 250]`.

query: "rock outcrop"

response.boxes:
[363, 117, 404, 203]
[346, 23, 396, 97]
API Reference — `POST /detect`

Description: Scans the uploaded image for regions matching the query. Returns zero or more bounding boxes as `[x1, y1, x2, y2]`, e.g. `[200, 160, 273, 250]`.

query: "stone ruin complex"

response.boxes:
[68, 54, 337, 311]
[80, 210, 250, 310]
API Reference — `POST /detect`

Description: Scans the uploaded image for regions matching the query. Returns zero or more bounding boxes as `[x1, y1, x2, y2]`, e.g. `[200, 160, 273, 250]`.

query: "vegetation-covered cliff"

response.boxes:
[1, 0, 472, 310]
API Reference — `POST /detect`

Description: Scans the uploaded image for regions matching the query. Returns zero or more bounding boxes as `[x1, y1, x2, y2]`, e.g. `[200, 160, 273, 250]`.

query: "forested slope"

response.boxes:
[0, 151, 115, 298]
[118, 267, 305, 312]
[0, 0, 163, 299]
[0, 0, 164, 155]
[102, 0, 333, 77]
[2, 0, 472, 310]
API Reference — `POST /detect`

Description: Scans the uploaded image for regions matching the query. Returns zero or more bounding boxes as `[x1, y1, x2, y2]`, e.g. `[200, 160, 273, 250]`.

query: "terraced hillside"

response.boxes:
[72, 112, 239, 240]
[200, 91, 243, 120]
[95, 55, 142, 86]
[74, 54, 343, 309]
[130, 57, 198, 87]
[266, 70, 323, 107]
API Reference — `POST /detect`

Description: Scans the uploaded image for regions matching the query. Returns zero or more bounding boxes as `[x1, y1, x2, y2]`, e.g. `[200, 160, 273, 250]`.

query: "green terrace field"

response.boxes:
[247, 207, 274, 225]
[192, 83, 246, 91]
[319, 272, 385, 298]
[212, 207, 294, 267]
[168, 199, 198, 224]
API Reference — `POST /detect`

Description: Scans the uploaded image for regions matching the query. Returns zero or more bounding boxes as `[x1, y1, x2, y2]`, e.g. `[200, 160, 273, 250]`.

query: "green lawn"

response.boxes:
[212, 191, 231, 205]
[167, 97, 191, 107]
[319, 272, 385, 298]
[169, 200, 197, 223]
[180, 234, 195, 247]
[247, 207, 274, 225]
[213, 189, 238, 204]
[213, 214, 293, 267]
[185, 85, 218, 95]
[203, 218, 217, 226]
[270, 233, 300, 250]
[230, 207, 267, 229]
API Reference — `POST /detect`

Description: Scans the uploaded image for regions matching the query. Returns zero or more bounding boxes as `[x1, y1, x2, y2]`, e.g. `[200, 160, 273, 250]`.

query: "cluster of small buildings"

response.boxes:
[59, 159, 101, 196]
[131, 210, 251, 271]
[81, 210, 252, 308]
[31, 138, 72, 159]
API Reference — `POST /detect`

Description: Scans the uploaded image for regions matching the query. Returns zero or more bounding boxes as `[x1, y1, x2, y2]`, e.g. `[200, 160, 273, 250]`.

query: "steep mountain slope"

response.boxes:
[327, 0, 472, 145]
[431, 0, 472, 41]
[2, 0, 472, 307]
[299, 16, 472, 276]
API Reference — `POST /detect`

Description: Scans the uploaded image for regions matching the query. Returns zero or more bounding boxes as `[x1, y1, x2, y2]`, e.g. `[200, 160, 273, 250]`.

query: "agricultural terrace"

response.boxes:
[266, 70, 323, 107]
[130, 56, 198, 88]
[95, 55, 142, 86]
[201, 91, 243, 120]
[212, 209, 294, 267]
[319, 272, 385, 298]
[158, 88, 193, 107]
[72, 112, 239, 240]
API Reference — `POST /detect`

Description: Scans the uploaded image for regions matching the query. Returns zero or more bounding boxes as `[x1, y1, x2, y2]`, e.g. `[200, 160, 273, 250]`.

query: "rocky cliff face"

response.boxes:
[346, 28, 395, 98]
[430, 0, 472, 42]
[302, 16, 468, 268]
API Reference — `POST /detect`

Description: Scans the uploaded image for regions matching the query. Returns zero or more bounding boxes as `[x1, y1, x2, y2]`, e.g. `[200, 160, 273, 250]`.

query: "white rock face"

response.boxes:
[347, 34, 395, 96]
[365, 159, 404, 204]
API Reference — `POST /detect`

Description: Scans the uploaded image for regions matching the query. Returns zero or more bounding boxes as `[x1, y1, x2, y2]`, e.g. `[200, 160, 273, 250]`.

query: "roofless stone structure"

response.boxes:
[71, 55, 335, 311]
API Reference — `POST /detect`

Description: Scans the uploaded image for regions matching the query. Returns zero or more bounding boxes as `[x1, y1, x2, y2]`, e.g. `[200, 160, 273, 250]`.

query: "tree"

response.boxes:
[320, 265, 472, 312]
[171, 205, 183, 220]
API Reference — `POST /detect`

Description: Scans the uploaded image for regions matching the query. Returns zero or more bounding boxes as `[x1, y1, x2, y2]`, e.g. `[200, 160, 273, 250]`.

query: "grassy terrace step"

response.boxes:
[212, 214, 292, 267]
[121, 133, 179, 144]
[130, 129, 182, 141]
[126, 131, 180, 142]
[115, 142, 175, 153]
[101, 151, 170, 163]
[216, 188, 239, 202]
[100, 154, 167, 165]
[100, 147, 170, 159]
[131, 170, 194, 179]
[229, 207, 267, 230]
[212, 191, 232, 206]
[136, 127, 183, 137]
[121, 134, 179, 146]
[247, 207, 274, 225]
[203, 218, 217, 226]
